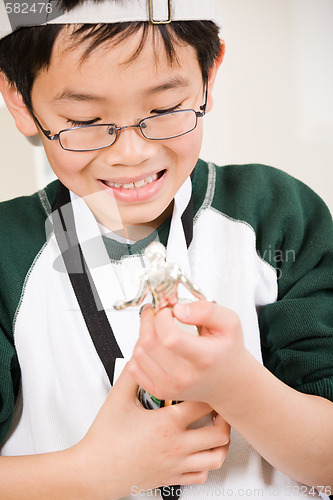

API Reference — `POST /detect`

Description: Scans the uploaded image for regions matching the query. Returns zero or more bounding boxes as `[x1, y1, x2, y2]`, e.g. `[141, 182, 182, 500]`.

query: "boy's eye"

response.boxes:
[64, 103, 183, 128]
[151, 103, 182, 115]
[66, 118, 100, 128]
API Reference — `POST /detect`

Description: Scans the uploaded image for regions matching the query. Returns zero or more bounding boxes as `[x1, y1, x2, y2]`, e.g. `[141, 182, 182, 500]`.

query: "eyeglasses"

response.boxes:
[32, 83, 208, 153]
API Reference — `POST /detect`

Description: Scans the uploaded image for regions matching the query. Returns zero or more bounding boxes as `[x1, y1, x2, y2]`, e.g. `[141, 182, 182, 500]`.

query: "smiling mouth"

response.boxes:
[101, 170, 166, 190]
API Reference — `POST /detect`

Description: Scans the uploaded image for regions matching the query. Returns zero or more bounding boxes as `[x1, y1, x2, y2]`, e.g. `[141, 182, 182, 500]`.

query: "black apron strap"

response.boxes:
[52, 183, 124, 385]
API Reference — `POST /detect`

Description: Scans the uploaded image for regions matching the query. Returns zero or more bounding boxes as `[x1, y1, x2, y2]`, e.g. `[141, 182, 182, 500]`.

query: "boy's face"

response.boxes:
[30, 27, 213, 233]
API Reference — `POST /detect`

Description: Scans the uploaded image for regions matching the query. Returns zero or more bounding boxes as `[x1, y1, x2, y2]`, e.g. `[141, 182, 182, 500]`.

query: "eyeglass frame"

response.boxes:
[31, 80, 209, 153]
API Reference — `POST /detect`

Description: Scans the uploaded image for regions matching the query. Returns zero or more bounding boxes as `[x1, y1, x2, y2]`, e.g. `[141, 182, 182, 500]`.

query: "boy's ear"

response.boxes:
[206, 40, 225, 113]
[0, 73, 38, 136]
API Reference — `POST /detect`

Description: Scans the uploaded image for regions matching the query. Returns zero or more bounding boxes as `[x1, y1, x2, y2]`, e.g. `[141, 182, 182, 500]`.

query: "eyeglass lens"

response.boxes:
[141, 110, 197, 140]
[59, 124, 117, 151]
[59, 110, 198, 151]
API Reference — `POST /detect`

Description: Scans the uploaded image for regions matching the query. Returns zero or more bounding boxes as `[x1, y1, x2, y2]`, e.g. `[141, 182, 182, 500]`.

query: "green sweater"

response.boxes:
[0, 161, 332, 452]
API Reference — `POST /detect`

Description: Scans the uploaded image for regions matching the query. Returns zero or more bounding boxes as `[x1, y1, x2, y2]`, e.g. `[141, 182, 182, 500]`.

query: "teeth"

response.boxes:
[105, 172, 159, 190]
[134, 179, 146, 188]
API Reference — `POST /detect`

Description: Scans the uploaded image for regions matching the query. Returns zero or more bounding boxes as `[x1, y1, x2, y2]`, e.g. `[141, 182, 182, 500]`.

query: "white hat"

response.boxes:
[0, 0, 221, 41]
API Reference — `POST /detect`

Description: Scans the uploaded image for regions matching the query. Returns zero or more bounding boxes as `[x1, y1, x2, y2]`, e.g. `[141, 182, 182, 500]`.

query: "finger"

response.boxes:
[176, 470, 209, 486]
[153, 308, 208, 361]
[213, 413, 231, 437]
[140, 304, 157, 331]
[126, 357, 158, 401]
[187, 422, 230, 451]
[184, 445, 229, 473]
[135, 319, 193, 384]
[139, 305, 169, 358]
[172, 401, 213, 428]
[139, 307, 200, 383]
[139, 303, 154, 316]
[111, 362, 139, 400]
[134, 307, 170, 392]
[173, 300, 240, 336]
[127, 350, 168, 401]
[138, 309, 180, 374]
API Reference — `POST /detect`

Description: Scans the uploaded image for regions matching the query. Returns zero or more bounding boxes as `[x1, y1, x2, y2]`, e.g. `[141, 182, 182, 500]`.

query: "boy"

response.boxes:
[0, 1, 332, 499]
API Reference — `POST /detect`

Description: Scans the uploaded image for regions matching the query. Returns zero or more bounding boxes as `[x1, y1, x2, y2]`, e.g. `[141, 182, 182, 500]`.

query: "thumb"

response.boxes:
[173, 300, 240, 336]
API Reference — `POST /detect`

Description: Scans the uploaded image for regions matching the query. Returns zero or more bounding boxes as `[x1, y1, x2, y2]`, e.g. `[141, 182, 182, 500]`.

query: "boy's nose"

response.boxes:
[102, 126, 157, 166]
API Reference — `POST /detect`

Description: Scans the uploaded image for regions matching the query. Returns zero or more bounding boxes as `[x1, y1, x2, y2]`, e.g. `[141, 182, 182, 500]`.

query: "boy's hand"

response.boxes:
[127, 301, 247, 407]
[75, 364, 230, 500]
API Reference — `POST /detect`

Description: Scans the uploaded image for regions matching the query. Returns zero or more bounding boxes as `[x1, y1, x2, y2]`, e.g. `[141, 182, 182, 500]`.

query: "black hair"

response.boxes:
[0, 0, 221, 110]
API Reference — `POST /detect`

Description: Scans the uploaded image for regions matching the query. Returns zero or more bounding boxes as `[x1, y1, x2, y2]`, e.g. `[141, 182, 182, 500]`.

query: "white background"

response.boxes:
[0, 0, 332, 213]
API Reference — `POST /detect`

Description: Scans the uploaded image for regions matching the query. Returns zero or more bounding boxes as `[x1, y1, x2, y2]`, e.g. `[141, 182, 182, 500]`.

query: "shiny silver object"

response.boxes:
[114, 241, 206, 312]
[114, 241, 206, 409]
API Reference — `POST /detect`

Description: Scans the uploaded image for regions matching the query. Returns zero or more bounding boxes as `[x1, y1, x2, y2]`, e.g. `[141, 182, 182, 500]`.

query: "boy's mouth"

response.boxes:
[99, 169, 167, 203]
[100, 169, 166, 191]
